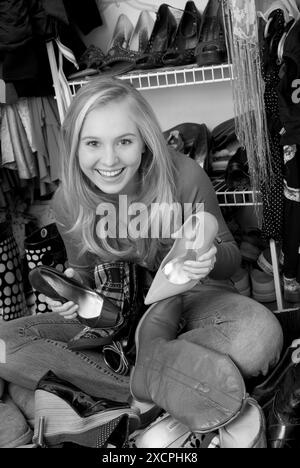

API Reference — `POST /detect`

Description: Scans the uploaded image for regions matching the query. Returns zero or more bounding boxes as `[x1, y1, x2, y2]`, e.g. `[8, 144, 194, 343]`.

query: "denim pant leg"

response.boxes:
[179, 282, 283, 378]
[0, 313, 130, 402]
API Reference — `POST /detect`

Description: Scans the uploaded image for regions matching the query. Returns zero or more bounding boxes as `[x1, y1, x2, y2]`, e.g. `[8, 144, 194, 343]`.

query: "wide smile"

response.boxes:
[95, 168, 125, 179]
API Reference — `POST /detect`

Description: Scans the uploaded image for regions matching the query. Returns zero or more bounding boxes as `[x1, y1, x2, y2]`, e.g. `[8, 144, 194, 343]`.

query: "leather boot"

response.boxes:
[130, 296, 246, 433]
[266, 362, 300, 448]
[0, 395, 32, 448]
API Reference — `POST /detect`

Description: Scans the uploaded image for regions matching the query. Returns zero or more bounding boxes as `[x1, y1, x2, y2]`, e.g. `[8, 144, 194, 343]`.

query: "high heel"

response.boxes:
[195, 0, 228, 67]
[162, 1, 202, 67]
[144, 211, 218, 305]
[33, 371, 140, 448]
[99, 11, 155, 76]
[133, 4, 178, 71]
[29, 265, 121, 329]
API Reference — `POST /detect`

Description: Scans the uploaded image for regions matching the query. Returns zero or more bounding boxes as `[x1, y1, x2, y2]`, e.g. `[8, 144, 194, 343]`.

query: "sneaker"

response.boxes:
[284, 277, 300, 303]
[250, 268, 276, 303]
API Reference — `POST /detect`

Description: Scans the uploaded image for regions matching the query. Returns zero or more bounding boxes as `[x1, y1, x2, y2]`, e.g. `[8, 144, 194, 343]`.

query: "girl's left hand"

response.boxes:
[183, 245, 217, 281]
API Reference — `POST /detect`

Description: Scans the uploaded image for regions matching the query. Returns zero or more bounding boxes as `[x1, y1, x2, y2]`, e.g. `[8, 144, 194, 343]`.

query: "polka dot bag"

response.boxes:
[24, 223, 68, 314]
[0, 221, 28, 321]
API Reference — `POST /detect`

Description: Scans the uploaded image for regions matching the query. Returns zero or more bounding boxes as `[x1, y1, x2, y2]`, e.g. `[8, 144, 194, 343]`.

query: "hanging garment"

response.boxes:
[282, 145, 300, 281]
[260, 9, 285, 241]
[27, 96, 63, 184]
[0, 104, 37, 179]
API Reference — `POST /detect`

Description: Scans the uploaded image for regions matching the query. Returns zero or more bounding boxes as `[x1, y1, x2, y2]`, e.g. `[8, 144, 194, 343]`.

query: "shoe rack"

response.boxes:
[46, 39, 286, 312]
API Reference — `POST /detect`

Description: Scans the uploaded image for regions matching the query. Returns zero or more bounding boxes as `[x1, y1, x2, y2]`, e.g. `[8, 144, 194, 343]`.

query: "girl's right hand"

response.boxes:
[44, 268, 82, 319]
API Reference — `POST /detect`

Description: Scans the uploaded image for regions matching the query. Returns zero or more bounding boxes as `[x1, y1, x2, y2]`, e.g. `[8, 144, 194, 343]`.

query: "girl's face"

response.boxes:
[78, 99, 144, 195]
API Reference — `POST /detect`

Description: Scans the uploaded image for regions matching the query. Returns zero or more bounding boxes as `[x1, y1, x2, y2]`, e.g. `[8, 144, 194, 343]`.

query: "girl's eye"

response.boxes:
[87, 140, 99, 147]
[119, 139, 132, 146]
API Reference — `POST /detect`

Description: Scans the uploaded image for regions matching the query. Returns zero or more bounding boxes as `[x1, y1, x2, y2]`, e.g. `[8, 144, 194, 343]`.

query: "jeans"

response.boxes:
[0, 280, 283, 403]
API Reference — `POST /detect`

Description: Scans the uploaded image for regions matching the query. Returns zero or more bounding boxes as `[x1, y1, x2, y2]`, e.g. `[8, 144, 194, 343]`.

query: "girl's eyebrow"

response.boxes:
[80, 133, 137, 140]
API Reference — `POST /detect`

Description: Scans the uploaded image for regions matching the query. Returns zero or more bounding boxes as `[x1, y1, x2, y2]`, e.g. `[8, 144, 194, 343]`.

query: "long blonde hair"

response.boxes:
[59, 77, 178, 270]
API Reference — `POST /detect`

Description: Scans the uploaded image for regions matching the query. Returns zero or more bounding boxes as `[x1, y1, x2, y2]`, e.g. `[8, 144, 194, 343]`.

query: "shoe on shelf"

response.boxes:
[0, 395, 33, 448]
[250, 268, 276, 303]
[29, 266, 121, 329]
[195, 0, 228, 67]
[284, 277, 300, 303]
[99, 11, 155, 76]
[68, 45, 105, 79]
[251, 339, 300, 409]
[133, 3, 178, 71]
[230, 267, 251, 297]
[162, 0, 202, 67]
[33, 371, 140, 448]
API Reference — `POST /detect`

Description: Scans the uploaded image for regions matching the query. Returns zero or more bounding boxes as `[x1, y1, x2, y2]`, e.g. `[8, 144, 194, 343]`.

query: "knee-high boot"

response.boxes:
[130, 296, 246, 433]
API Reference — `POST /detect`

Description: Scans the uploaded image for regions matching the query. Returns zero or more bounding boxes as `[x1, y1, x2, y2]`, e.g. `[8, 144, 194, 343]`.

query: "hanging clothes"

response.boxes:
[259, 9, 285, 242]
[27, 96, 63, 185]
[277, 18, 300, 280]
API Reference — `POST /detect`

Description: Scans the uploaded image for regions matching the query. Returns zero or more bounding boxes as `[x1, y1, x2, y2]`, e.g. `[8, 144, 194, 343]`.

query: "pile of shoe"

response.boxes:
[230, 229, 280, 304]
[163, 122, 212, 171]
[208, 118, 250, 188]
[69, 0, 230, 79]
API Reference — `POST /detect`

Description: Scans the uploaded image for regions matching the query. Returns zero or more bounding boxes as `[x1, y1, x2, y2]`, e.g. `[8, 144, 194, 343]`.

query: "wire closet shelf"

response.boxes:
[68, 63, 233, 94]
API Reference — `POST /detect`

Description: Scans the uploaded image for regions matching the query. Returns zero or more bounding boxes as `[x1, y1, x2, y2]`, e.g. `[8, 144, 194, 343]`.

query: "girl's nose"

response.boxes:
[102, 145, 120, 167]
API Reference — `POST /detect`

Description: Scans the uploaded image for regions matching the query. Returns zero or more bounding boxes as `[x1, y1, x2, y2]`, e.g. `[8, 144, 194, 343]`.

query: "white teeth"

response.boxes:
[96, 169, 123, 177]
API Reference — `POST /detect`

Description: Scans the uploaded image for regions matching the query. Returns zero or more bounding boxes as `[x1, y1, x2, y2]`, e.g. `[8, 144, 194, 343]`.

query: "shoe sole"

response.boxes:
[34, 390, 140, 447]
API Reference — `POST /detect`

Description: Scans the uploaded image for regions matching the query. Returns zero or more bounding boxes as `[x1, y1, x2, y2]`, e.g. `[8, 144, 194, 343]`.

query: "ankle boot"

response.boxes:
[130, 296, 246, 433]
[0, 395, 32, 448]
[266, 362, 300, 448]
[252, 339, 300, 408]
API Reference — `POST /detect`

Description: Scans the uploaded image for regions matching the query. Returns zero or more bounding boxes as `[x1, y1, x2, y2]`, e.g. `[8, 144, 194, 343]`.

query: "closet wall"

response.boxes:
[79, 0, 234, 130]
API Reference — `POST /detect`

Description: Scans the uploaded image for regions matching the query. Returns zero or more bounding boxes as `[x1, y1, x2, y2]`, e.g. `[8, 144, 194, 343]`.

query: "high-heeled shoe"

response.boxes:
[195, 0, 228, 67]
[98, 11, 155, 76]
[98, 14, 134, 75]
[29, 265, 121, 329]
[162, 1, 202, 67]
[33, 371, 140, 448]
[133, 4, 178, 71]
[144, 211, 218, 305]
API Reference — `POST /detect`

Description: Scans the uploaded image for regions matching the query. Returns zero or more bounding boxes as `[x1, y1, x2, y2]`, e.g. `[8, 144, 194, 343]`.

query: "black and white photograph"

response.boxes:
[0, 0, 300, 451]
